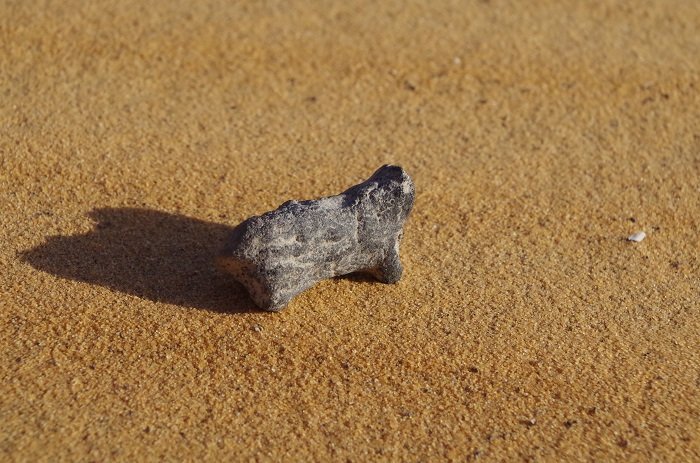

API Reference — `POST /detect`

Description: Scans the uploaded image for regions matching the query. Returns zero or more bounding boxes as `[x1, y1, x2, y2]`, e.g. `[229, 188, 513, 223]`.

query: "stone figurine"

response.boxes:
[218, 165, 415, 311]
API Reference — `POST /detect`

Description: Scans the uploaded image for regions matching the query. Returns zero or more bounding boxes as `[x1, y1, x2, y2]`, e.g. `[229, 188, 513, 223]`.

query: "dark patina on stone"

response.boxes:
[217, 165, 415, 311]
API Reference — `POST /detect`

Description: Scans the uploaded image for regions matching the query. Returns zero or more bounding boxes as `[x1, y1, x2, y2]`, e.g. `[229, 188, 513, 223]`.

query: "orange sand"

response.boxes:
[2, 0, 699, 460]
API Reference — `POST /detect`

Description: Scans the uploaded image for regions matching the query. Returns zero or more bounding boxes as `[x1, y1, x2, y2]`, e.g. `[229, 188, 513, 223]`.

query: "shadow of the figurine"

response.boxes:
[21, 207, 260, 314]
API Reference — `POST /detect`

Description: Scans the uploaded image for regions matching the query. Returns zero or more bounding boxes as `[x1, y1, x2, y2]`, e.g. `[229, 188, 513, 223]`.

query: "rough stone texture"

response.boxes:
[218, 165, 415, 311]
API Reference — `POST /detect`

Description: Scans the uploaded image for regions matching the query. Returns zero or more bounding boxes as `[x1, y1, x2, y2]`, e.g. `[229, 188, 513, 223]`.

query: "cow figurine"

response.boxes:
[217, 165, 415, 311]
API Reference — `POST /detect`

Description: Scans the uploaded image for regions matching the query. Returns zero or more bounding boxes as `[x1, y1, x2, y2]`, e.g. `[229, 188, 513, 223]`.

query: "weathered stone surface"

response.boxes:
[217, 165, 415, 311]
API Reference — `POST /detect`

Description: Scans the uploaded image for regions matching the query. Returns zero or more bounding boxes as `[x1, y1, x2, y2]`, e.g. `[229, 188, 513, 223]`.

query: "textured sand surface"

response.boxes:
[2, 0, 699, 461]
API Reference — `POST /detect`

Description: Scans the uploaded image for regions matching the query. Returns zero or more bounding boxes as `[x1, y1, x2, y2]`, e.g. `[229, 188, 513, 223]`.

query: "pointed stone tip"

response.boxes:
[371, 164, 411, 182]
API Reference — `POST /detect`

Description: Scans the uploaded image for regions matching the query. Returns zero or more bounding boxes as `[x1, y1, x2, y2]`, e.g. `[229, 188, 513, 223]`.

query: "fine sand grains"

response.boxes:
[2, 0, 699, 461]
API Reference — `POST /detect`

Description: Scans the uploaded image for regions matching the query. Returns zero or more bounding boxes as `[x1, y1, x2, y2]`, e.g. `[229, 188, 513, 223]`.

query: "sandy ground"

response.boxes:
[2, 0, 699, 461]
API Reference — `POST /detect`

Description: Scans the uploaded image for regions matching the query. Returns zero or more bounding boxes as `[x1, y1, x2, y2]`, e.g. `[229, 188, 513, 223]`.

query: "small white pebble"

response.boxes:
[627, 231, 646, 242]
[453, 56, 462, 65]
[252, 324, 262, 332]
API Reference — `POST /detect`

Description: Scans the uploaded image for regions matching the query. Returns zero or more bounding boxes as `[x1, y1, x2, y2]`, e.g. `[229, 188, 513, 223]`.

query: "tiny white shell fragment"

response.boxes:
[627, 231, 646, 242]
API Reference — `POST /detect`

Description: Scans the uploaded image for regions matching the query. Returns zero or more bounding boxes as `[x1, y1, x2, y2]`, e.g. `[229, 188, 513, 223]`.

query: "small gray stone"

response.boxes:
[217, 165, 415, 311]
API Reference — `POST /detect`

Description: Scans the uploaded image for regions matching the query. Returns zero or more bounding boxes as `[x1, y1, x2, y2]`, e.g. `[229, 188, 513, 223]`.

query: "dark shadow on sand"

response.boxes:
[20, 207, 259, 314]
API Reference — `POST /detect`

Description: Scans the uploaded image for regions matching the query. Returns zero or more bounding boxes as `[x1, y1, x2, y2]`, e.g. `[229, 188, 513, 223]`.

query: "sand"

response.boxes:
[1, 0, 699, 461]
